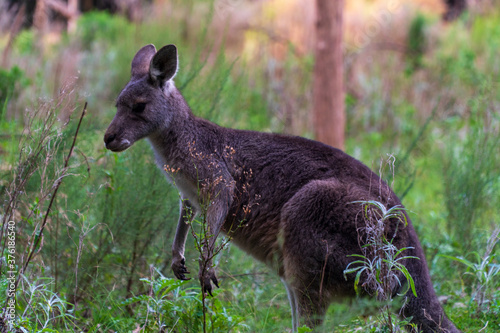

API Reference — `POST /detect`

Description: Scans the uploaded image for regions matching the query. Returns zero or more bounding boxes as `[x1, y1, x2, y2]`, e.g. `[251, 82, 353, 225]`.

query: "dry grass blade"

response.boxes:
[18, 102, 87, 281]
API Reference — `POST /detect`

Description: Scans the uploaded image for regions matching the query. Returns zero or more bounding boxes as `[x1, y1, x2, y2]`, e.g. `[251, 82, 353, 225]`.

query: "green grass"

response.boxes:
[1, 3, 499, 332]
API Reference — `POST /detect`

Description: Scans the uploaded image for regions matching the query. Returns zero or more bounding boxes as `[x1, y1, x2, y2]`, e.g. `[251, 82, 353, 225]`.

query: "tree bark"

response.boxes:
[313, 0, 345, 150]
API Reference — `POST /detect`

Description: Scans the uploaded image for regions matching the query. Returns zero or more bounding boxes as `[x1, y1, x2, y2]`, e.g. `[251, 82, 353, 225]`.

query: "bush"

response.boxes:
[76, 11, 134, 50]
[0, 65, 29, 120]
[442, 90, 499, 250]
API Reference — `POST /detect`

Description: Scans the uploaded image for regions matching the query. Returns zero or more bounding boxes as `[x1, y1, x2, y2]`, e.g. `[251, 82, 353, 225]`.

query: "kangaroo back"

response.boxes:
[104, 44, 461, 332]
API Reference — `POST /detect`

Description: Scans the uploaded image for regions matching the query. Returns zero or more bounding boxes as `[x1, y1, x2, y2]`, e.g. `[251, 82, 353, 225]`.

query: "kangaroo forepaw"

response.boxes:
[172, 257, 191, 280]
[199, 267, 219, 296]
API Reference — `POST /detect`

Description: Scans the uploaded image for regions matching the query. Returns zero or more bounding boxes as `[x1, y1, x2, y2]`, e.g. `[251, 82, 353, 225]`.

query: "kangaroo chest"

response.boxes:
[148, 139, 202, 211]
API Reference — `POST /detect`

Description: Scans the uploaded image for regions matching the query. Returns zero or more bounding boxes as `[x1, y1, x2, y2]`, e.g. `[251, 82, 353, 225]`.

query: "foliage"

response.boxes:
[76, 11, 134, 50]
[163, 140, 254, 332]
[12, 275, 76, 332]
[123, 268, 244, 332]
[13, 30, 36, 55]
[440, 228, 500, 314]
[406, 13, 426, 74]
[442, 93, 499, 250]
[0, 65, 29, 120]
[1, 1, 500, 332]
[344, 200, 418, 332]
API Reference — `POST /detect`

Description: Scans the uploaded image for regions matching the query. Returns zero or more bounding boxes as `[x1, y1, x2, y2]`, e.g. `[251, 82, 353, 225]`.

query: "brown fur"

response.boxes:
[104, 44, 461, 332]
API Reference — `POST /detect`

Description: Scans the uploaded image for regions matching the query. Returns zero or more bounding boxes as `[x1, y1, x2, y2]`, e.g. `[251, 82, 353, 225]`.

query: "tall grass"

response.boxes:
[442, 93, 499, 250]
[1, 4, 273, 330]
[0, 84, 83, 331]
[1, 2, 499, 331]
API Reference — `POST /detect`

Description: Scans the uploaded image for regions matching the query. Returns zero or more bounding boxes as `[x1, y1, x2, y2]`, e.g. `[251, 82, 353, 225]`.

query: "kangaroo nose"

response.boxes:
[104, 133, 116, 146]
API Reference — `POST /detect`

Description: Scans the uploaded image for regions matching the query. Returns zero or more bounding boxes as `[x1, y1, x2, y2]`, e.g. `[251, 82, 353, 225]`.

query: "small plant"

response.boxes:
[0, 86, 84, 276]
[297, 324, 313, 333]
[442, 91, 499, 250]
[440, 227, 500, 314]
[0, 85, 86, 331]
[123, 267, 194, 331]
[344, 200, 419, 332]
[10, 275, 76, 332]
[124, 267, 243, 332]
[163, 143, 254, 333]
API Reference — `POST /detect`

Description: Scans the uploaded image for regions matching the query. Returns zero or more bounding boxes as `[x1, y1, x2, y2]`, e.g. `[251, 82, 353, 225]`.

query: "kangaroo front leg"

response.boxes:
[198, 192, 233, 296]
[171, 199, 197, 280]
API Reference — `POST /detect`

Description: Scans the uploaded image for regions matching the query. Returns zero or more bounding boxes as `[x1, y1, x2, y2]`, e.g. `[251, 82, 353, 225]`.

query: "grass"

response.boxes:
[0, 2, 499, 332]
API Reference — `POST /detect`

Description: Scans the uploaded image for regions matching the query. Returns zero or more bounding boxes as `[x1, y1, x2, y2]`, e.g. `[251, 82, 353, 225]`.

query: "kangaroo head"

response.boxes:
[104, 44, 179, 152]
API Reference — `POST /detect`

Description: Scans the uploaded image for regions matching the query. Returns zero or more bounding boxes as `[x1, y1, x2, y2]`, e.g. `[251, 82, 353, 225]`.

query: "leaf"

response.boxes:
[439, 254, 475, 269]
[354, 269, 365, 295]
[121, 294, 150, 306]
[156, 277, 189, 298]
[394, 263, 418, 297]
[298, 325, 313, 332]
[393, 246, 415, 258]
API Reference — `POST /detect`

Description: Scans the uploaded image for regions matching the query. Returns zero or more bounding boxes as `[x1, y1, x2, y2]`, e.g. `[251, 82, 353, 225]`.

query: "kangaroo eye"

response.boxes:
[132, 103, 146, 113]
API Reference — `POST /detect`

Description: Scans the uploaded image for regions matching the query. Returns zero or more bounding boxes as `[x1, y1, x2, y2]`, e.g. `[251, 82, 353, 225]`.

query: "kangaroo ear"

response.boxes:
[131, 44, 157, 78]
[149, 44, 178, 85]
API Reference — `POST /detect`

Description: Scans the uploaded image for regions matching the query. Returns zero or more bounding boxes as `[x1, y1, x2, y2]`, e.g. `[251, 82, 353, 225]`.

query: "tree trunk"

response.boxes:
[313, 0, 345, 150]
[33, 0, 48, 33]
[443, 0, 467, 21]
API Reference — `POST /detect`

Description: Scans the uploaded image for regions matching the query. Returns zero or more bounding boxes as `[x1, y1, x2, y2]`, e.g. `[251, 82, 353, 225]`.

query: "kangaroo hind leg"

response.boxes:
[280, 179, 364, 330]
[282, 279, 299, 332]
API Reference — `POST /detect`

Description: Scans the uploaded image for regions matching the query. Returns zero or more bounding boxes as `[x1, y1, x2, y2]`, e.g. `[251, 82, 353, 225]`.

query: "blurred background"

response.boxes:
[0, 0, 499, 332]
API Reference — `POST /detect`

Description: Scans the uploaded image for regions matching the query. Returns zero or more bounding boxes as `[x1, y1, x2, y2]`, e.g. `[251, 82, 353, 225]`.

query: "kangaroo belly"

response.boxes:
[223, 212, 284, 274]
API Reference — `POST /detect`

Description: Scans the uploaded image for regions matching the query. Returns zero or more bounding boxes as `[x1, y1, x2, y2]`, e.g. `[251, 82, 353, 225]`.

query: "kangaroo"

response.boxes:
[104, 44, 461, 332]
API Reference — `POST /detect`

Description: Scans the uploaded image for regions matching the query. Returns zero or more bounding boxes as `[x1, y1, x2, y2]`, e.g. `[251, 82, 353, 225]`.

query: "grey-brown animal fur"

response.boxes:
[104, 44, 461, 332]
